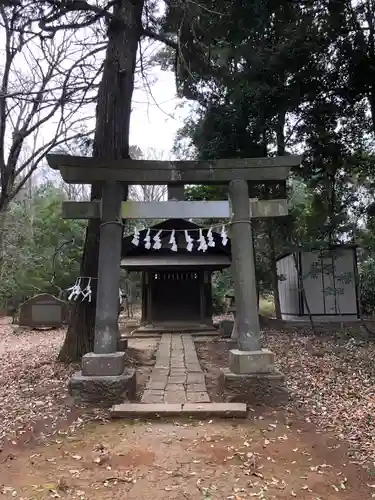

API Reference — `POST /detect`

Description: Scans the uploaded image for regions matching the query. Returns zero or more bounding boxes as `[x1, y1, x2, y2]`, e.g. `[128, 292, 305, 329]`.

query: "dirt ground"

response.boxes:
[1, 414, 374, 499]
[1, 318, 375, 499]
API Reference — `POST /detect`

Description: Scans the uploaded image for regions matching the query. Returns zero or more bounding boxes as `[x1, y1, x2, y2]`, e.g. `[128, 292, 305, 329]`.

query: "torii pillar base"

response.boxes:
[220, 349, 286, 405]
[68, 369, 136, 406]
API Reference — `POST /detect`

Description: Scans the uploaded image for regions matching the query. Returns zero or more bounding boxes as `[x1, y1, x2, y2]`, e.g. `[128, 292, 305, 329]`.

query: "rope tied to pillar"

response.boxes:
[99, 219, 125, 229]
[229, 219, 252, 225]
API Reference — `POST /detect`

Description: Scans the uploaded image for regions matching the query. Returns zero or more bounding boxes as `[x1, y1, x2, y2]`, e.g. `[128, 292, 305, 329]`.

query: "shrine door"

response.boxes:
[151, 271, 201, 322]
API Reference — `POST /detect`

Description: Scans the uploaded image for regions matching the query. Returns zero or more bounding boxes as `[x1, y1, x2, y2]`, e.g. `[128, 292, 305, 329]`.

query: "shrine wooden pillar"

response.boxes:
[204, 271, 213, 324]
[199, 272, 206, 323]
[146, 272, 152, 325]
[141, 272, 147, 325]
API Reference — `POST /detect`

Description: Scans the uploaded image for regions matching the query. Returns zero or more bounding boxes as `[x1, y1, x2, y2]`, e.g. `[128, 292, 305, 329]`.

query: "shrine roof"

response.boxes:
[121, 218, 231, 269]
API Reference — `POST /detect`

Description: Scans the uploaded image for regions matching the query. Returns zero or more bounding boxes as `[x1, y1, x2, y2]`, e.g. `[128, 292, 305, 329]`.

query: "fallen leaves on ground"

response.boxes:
[265, 327, 375, 467]
[0, 321, 104, 446]
[212, 315, 375, 468]
[1, 313, 375, 478]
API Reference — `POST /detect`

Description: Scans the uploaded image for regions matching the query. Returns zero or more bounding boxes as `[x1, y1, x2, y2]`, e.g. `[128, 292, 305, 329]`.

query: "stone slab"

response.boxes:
[165, 383, 185, 391]
[110, 402, 247, 418]
[111, 403, 183, 418]
[169, 368, 187, 375]
[185, 364, 202, 372]
[164, 391, 187, 403]
[222, 368, 285, 382]
[69, 370, 136, 405]
[147, 380, 167, 390]
[229, 348, 274, 375]
[186, 383, 207, 392]
[82, 351, 126, 376]
[168, 375, 186, 384]
[187, 373, 206, 384]
[141, 390, 164, 403]
[186, 392, 210, 403]
[152, 367, 170, 375]
[143, 389, 164, 397]
[182, 403, 247, 418]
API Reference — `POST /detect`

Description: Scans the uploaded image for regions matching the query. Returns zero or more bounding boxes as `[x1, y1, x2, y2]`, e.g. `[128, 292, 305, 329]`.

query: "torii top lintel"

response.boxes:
[46, 154, 302, 185]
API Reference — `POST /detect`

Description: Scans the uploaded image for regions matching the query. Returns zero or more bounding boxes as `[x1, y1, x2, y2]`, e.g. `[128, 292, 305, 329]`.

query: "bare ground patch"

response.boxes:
[0, 416, 373, 499]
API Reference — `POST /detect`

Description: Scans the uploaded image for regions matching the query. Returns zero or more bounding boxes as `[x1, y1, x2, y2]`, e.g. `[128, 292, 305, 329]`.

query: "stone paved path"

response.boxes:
[141, 334, 210, 404]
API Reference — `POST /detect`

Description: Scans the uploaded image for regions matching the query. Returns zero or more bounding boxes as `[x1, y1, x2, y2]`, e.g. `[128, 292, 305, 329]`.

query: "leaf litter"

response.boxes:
[0, 318, 375, 498]
[264, 326, 375, 466]
[0, 324, 105, 447]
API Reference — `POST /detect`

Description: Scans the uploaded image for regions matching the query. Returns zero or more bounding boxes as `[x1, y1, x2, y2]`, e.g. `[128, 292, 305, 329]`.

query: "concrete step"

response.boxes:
[110, 402, 247, 419]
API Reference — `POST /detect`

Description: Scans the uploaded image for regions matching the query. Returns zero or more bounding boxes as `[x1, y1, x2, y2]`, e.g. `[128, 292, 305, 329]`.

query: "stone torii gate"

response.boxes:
[47, 154, 302, 403]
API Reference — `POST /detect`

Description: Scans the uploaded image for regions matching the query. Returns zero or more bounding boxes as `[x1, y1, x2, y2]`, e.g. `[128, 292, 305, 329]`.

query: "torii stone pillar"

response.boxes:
[229, 180, 261, 351]
[69, 181, 135, 404]
[224, 179, 282, 384]
[94, 181, 124, 353]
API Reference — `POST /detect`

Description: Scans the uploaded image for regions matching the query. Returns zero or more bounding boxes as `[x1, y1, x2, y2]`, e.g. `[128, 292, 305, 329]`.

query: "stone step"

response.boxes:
[110, 402, 247, 419]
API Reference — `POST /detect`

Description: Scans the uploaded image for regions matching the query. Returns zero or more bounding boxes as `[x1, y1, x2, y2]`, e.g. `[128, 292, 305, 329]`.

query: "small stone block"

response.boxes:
[181, 403, 247, 418]
[186, 392, 210, 403]
[82, 351, 126, 376]
[110, 403, 182, 418]
[117, 338, 128, 351]
[219, 320, 234, 338]
[229, 349, 274, 374]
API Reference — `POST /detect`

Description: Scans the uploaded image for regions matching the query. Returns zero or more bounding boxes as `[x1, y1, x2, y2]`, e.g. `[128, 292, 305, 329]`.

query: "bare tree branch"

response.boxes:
[0, 3, 100, 212]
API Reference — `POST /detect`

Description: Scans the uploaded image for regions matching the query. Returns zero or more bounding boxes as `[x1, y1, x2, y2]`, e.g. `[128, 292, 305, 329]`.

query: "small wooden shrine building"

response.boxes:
[121, 218, 231, 329]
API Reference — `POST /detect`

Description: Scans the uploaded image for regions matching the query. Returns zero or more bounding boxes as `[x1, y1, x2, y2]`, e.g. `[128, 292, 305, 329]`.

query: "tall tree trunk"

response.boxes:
[58, 0, 144, 362]
[369, 85, 375, 137]
[270, 110, 286, 319]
